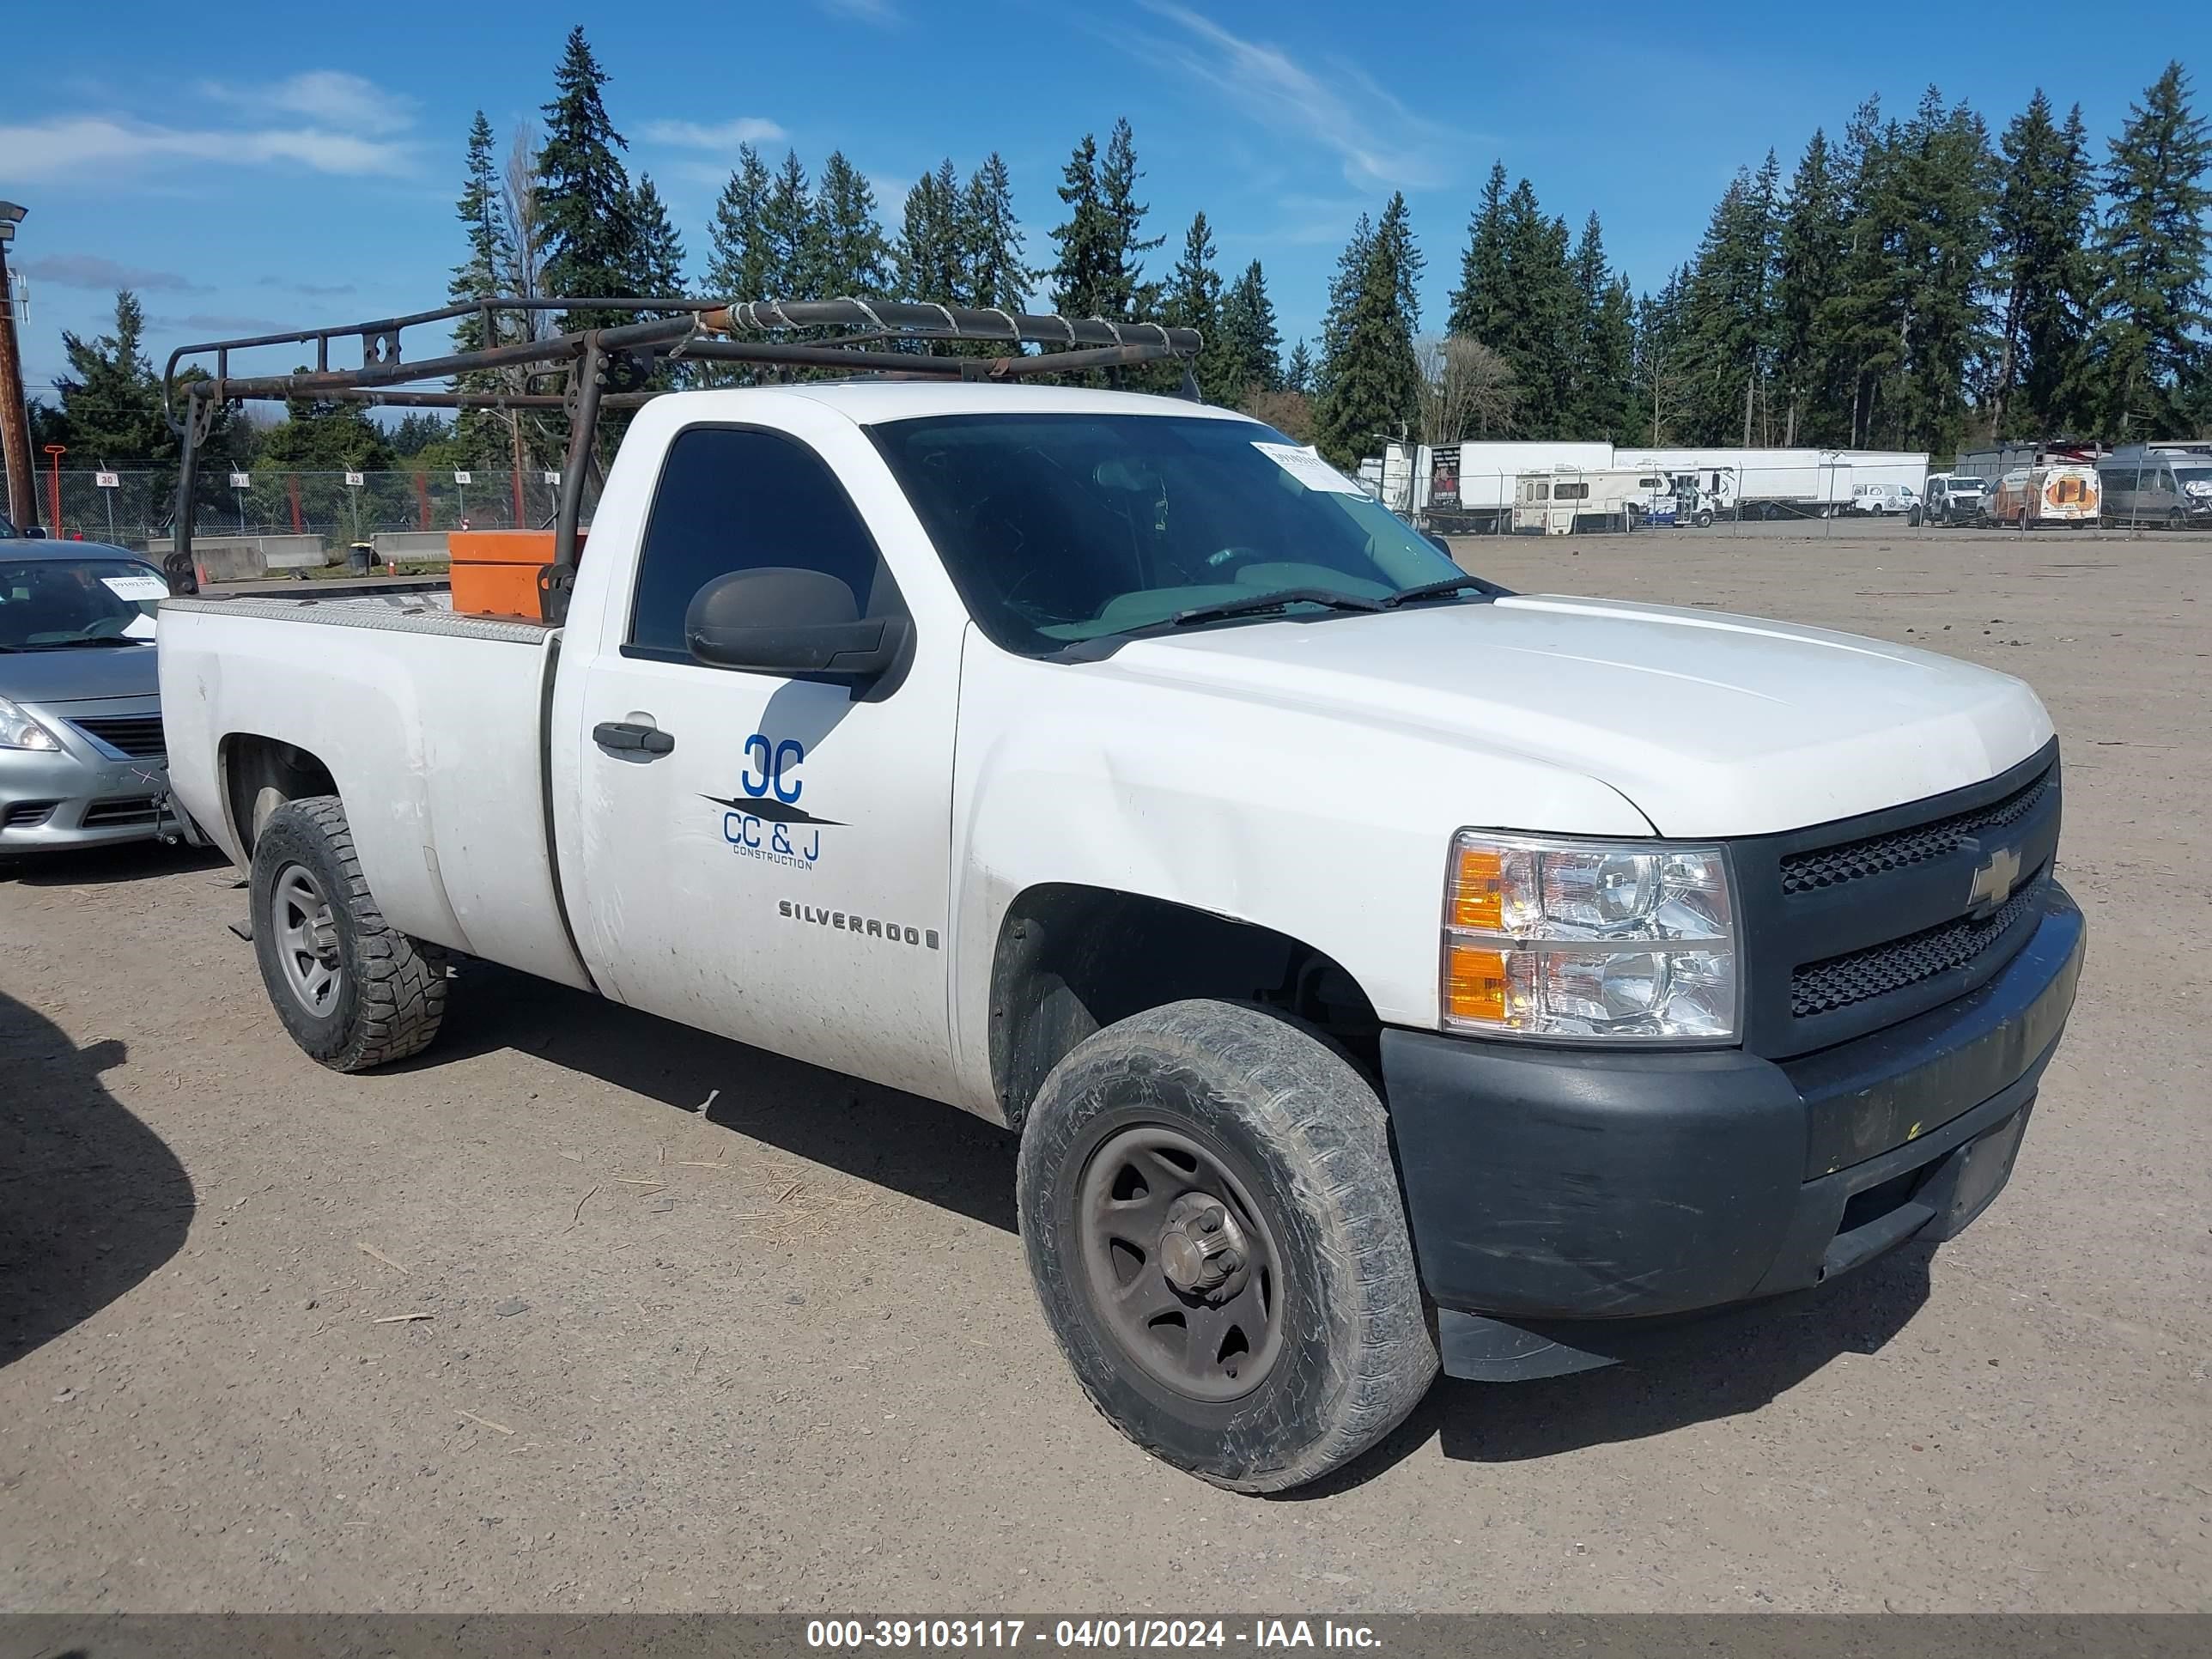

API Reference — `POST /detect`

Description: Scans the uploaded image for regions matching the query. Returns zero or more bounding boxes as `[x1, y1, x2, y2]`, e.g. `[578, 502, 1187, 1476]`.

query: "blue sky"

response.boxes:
[2, 0, 2194, 408]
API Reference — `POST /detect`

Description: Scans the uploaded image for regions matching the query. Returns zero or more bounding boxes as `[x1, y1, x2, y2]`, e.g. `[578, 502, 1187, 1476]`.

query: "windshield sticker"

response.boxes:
[1253, 442, 1366, 496]
[123, 613, 158, 640]
[101, 574, 169, 602]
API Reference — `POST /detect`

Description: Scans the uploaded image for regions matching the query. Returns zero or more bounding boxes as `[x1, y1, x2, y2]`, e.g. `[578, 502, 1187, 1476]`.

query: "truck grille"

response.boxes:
[1791, 876, 2045, 1017]
[1779, 767, 2051, 895]
[1732, 741, 2062, 1058]
[69, 714, 167, 759]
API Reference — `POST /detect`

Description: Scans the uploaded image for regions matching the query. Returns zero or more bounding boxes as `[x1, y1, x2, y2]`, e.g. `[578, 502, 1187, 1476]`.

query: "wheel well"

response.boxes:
[988, 884, 1381, 1133]
[221, 734, 337, 856]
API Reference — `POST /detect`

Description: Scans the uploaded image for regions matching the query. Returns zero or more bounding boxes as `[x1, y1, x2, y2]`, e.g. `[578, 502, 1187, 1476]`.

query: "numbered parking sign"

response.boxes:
[453, 470, 473, 485]
[94, 471, 119, 489]
[228, 471, 252, 489]
[344, 471, 365, 488]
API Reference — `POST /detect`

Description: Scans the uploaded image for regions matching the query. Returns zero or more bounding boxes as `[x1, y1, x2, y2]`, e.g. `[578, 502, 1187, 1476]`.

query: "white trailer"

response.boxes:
[1420, 441, 1614, 530]
[1510, 467, 1661, 534]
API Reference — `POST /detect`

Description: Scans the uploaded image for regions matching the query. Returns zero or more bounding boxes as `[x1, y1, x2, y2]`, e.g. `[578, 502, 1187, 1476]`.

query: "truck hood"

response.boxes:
[2, 642, 161, 705]
[1103, 594, 2051, 836]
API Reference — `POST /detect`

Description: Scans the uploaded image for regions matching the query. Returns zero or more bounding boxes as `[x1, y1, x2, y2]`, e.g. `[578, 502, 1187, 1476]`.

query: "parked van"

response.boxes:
[2098, 452, 2212, 529]
[1850, 482, 1923, 523]
[1987, 465, 2100, 528]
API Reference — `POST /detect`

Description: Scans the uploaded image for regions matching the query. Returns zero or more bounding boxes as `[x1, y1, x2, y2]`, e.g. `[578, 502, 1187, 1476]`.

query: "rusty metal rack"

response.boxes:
[160, 297, 1204, 620]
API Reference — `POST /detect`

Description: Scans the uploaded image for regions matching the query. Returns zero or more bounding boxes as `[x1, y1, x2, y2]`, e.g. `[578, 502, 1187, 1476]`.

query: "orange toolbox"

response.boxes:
[447, 529, 585, 620]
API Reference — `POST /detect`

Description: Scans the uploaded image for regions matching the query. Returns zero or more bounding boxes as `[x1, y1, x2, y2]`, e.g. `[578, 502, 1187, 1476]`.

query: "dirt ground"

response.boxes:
[2, 526, 2207, 1613]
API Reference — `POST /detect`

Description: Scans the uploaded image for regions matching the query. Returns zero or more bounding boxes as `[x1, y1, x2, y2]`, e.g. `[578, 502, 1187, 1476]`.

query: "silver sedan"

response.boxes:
[1, 526, 173, 854]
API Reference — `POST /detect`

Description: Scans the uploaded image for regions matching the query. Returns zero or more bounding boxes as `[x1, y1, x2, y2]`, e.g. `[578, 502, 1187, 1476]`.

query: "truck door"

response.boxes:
[566, 422, 957, 1100]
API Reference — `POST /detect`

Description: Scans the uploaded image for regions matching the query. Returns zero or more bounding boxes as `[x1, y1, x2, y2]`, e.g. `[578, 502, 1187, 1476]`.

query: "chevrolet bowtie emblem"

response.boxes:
[1967, 845, 2022, 914]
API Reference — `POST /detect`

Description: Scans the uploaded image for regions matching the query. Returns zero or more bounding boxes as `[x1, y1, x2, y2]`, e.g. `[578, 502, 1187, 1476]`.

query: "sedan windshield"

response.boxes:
[869, 413, 1469, 654]
[0, 559, 165, 650]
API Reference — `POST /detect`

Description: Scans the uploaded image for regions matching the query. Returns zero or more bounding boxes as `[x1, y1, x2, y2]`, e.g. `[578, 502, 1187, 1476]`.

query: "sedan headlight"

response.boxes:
[1442, 831, 1738, 1041]
[0, 696, 63, 752]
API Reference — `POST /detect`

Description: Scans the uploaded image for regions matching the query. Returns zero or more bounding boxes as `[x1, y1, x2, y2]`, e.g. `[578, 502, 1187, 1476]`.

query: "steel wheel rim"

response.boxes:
[1075, 1124, 1286, 1402]
[273, 863, 343, 1016]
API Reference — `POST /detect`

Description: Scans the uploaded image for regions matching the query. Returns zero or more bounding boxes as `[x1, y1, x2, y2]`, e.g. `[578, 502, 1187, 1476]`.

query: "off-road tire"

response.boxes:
[1016, 1000, 1436, 1493]
[250, 795, 447, 1072]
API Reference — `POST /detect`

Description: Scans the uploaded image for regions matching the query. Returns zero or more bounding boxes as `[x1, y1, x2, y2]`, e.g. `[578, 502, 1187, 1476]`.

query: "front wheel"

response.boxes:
[1908, 506, 1923, 526]
[1694, 508, 1714, 529]
[251, 796, 448, 1071]
[1017, 1001, 1436, 1492]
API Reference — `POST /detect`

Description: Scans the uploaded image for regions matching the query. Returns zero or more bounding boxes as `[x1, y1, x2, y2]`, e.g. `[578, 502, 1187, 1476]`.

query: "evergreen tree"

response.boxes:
[45, 291, 173, 463]
[447, 111, 517, 464]
[536, 27, 638, 331]
[450, 112, 514, 343]
[1990, 94, 2097, 435]
[1161, 212, 1231, 399]
[961, 152, 1028, 313]
[629, 174, 688, 295]
[1372, 191, 1425, 339]
[1492, 180, 1579, 437]
[898, 160, 967, 303]
[1632, 269, 1694, 444]
[1773, 129, 1851, 444]
[1283, 339, 1316, 396]
[1316, 213, 1420, 466]
[816, 151, 891, 297]
[1217, 260, 1283, 396]
[1048, 132, 1115, 317]
[1098, 118, 1166, 319]
[1680, 155, 1780, 444]
[1317, 213, 1373, 393]
[1447, 161, 1510, 342]
[1568, 215, 1635, 439]
[762, 150, 823, 298]
[707, 145, 775, 301]
[1894, 91, 1996, 453]
[2090, 61, 2212, 439]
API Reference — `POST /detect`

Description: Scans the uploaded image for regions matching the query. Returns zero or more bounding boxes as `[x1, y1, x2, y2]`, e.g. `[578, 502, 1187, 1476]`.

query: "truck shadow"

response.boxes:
[412, 961, 1019, 1233]
[0, 990, 197, 1370]
[1296, 1245, 1935, 1493]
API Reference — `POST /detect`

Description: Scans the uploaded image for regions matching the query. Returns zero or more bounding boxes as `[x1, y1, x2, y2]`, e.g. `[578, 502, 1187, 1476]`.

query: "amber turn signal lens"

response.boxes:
[1445, 942, 1510, 1024]
[1451, 846, 1504, 932]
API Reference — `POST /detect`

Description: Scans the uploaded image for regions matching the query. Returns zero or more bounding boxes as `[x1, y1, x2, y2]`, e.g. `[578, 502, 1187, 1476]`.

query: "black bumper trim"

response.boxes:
[1381, 883, 2083, 1332]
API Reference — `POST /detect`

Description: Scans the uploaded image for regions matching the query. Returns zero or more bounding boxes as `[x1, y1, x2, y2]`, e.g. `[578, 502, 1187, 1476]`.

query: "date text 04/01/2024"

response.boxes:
[805, 1619, 1382, 1650]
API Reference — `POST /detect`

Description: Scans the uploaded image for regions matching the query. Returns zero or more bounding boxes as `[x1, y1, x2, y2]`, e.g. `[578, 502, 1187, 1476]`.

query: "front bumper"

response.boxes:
[0, 714, 170, 853]
[1380, 883, 2084, 1379]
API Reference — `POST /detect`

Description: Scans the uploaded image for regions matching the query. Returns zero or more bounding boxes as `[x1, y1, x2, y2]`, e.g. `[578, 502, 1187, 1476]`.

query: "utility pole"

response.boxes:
[0, 201, 37, 529]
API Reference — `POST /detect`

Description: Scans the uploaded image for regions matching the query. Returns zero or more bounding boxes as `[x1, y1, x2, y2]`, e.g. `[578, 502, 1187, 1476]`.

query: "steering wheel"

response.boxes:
[80, 614, 131, 639]
[1204, 545, 1267, 571]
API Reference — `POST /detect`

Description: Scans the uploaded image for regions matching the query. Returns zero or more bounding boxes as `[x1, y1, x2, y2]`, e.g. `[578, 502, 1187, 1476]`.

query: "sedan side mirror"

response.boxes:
[685, 566, 909, 679]
[21, 525, 48, 539]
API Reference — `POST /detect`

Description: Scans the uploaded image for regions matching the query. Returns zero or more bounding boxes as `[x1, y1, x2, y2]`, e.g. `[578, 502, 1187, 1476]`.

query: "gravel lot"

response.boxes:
[2, 526, 2207, 1613]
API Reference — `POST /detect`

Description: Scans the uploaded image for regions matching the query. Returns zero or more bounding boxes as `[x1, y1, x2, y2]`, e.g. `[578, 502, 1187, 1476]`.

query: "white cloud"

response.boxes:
[1135, 2, 1460, 190]
[0, 114, 417, 181]
[18, 253, 209, 292]
[202, 70, 419, 137]
[641, 117, 787, 150]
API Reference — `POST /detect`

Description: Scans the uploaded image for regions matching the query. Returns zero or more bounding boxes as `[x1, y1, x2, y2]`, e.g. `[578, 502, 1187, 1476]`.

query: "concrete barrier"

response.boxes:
[148, 534, 331, 581]
[370, 531, 452, 565]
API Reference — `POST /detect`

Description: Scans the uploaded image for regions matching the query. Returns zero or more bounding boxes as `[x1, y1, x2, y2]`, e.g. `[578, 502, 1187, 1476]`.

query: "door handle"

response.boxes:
[593, 720, 675, 756]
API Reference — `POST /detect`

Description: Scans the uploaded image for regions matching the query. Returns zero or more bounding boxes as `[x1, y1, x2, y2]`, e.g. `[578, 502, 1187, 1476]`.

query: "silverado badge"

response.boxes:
[1967, 845, 2023, 915]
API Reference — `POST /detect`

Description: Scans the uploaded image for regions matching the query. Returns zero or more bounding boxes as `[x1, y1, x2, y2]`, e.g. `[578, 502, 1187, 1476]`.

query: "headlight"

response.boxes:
[1442, 831, 1738, 1041]
[0, 696, 63, 752]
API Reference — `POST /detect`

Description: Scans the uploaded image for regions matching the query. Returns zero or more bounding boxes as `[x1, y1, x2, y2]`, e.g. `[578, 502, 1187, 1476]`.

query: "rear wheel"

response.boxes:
[250, 796, 447, 1071]
[1017, 1000, 1435, 1492]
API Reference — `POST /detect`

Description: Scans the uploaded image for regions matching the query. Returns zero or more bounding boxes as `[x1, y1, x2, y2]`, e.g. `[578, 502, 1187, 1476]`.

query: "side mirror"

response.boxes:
[1423, 530, 1453, 556]
[21, 525, 48, 539]
[685, 566, 908, 679]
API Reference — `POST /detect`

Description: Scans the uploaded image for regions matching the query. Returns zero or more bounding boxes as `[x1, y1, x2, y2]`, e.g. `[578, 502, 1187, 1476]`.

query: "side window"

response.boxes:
[628, 425, 890, 656]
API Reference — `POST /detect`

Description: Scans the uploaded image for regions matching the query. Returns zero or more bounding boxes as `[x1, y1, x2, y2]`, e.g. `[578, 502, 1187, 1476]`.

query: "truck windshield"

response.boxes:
[869, 412, 1469, 654]
[0, 559, 164, 650]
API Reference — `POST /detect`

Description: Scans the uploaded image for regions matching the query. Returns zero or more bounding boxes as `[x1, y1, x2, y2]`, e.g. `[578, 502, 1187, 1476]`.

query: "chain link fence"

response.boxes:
[1399, 459, 2198, 539]
[36, 469, 595, 552]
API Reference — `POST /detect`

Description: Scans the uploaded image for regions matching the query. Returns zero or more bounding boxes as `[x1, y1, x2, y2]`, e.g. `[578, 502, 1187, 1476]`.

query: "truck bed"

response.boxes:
[158, 591, 590, 990]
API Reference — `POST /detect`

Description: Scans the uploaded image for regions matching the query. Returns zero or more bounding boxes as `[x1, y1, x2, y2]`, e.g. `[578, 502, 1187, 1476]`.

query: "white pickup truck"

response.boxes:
[161, 377, 2084, 1492]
